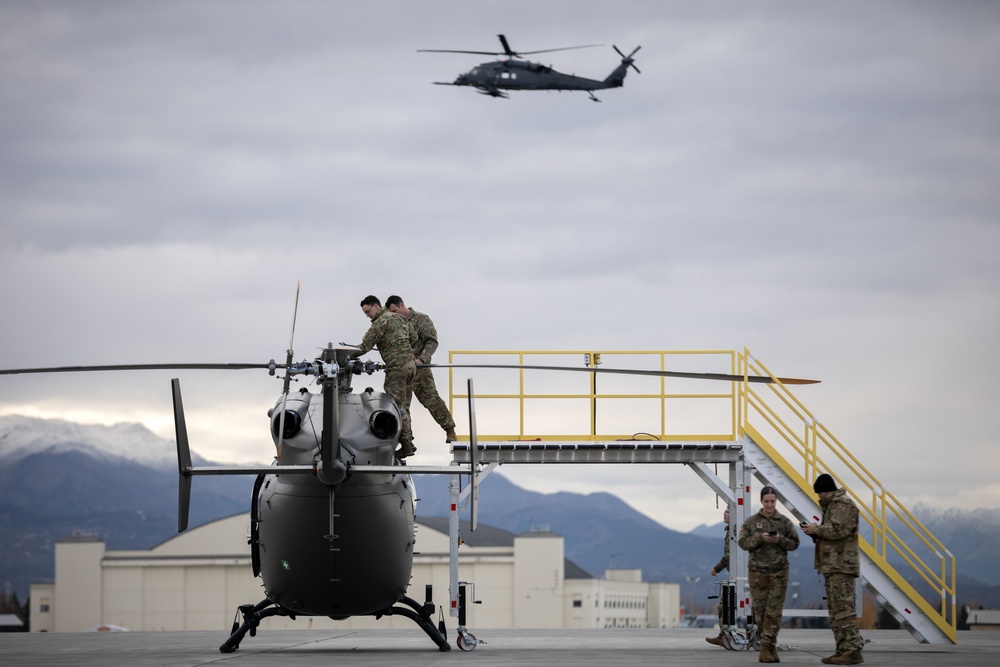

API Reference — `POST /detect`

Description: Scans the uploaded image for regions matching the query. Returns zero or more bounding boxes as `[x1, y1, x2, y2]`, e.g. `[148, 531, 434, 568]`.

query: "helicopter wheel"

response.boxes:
[457, 632, 478, 652]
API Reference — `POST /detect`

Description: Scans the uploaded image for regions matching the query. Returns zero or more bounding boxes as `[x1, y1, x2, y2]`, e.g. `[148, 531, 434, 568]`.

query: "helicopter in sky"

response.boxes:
[0, 295, 818, 653]
[419, 34, 641, 101]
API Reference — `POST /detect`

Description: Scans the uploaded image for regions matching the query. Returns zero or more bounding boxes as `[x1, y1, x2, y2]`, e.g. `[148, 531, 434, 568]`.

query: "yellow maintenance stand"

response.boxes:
[445, 349, 956, 645]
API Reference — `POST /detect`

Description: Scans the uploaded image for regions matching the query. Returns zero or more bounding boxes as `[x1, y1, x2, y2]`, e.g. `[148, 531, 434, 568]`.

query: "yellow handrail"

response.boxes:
[446, 348, 956, 641]
[738, 349, 956, 641]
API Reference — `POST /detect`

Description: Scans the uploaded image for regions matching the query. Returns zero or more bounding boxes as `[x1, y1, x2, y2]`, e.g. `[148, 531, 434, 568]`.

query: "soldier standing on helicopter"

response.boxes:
[349, 295, 417, 458]
[385, 295, 458, 444]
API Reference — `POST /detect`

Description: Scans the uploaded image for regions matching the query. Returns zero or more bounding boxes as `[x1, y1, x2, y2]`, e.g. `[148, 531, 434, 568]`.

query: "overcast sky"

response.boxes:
[1, 1, 998, 531]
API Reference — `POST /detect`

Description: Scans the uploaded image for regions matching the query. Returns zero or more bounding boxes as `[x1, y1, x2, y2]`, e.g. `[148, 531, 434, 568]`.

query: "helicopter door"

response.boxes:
[249, 474, 266, 577]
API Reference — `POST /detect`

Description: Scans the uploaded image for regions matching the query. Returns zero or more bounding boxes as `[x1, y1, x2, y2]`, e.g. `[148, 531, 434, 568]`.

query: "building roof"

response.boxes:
[968, 609, 1000, 625]
[417, 516, 514, 547]
[0, 613, 25, 629]
[415, 517, 593, 579]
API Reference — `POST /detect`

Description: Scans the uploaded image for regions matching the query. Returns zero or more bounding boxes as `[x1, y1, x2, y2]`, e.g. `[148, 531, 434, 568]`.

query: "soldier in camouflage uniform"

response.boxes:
[385, 296, 458, 443]
[803, 474, 864, 665]
[349, 296, 417, 457]
[706, 507, 731, 647]
[738, 486, 800, 663]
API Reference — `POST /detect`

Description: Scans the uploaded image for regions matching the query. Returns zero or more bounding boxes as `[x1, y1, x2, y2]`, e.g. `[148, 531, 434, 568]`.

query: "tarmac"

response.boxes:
[1, 628, 997, 667]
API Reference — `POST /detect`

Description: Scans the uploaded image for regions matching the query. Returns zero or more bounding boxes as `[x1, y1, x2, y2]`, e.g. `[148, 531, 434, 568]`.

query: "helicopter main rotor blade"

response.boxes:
[172, 378, 193, 533]
[498, 34, 515, 57]
[418, 35, 603, 58]
[514, 43, 605, 56]
[425, 364, 819, 385]
[417, 48, 512, 55]
[0, 363, 278, 376]
[276, 281, 301, 462]
[467, 378, 480, 532]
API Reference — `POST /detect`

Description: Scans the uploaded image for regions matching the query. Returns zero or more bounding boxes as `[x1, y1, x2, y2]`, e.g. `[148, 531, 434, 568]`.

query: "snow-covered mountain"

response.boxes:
[1, 415, 997, 609]
[0, 415, 177, 467]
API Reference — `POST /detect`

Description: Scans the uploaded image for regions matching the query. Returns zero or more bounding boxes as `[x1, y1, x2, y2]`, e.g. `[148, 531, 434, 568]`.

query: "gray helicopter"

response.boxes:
[419, 34, 641, 101]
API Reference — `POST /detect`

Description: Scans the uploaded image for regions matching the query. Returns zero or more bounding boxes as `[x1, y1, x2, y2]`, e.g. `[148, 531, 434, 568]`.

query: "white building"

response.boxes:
[30, 514, 679, 633]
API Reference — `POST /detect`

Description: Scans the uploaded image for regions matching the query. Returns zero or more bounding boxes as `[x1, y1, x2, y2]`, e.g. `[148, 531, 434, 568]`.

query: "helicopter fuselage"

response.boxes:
[447, 58, 630, 98]
[253, 384, 416, 618]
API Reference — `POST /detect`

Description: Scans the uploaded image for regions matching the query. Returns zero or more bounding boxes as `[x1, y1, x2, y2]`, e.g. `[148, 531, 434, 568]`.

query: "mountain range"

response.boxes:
[2, 415, 998, 612]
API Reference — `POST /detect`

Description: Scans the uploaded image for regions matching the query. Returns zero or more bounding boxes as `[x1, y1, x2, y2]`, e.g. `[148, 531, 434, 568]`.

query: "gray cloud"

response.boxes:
[2, 0, 998, 530]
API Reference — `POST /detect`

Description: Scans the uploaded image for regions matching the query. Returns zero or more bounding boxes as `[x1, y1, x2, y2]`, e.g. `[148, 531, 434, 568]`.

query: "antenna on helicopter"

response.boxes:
[275, 281, 300, 462]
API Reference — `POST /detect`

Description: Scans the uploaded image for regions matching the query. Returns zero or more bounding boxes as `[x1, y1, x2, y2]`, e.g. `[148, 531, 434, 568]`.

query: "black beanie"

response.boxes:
[813, 473, 837, 493]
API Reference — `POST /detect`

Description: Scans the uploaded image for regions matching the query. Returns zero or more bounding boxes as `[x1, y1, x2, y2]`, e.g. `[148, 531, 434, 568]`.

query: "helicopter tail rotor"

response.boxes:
[613, 45, 642, 74]
[172, 378, 193, 533]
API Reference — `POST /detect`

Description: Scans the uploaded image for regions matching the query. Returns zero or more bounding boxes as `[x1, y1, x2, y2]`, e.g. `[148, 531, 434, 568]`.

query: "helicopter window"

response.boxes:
[500, 72, 516, 80]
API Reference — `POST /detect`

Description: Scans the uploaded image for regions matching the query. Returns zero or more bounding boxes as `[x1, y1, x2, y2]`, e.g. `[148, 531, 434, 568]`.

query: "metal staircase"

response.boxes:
[446, 348, 958, 644]
[736, 351, 956, 644]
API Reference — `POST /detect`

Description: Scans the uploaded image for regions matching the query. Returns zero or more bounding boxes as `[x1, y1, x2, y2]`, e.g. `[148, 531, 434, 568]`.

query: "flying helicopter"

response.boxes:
[418, 34, 641, 101]
[0, 293, 818, 653]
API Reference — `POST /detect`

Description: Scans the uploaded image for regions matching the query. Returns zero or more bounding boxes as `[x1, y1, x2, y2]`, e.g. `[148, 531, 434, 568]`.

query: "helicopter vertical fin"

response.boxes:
[468, 378, 479, 532]
[275, 281, 301, 462]
[172, 378, 193, 533]
[318, 368, 346, 486]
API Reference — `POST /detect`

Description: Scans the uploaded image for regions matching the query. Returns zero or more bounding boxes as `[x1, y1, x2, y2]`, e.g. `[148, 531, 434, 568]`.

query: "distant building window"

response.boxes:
[40, 604, 50, 612]
[573, 600, 582, 608]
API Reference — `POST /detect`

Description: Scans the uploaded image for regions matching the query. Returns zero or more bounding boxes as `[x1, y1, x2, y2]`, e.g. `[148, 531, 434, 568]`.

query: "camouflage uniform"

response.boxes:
[738, 510, 800, 648]
[713, 524, 730, 628]
[813, 488, 862, 658]
[403, 308, 456, 432]
[350, 307, 416, 450]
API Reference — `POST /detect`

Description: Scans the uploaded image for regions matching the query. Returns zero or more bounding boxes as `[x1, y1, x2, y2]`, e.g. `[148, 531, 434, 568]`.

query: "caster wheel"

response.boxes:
[457, 633, 478, 652]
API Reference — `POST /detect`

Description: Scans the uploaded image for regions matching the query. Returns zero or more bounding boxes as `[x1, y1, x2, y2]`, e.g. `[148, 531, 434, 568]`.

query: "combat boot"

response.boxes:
[769, 643, 780, 662]
[445, 427, 458, 443]
[395, 443, 417, 458]
[705, 634, 724, 647]
[827, 651, 864, 665]
[759, 643, 777, 663]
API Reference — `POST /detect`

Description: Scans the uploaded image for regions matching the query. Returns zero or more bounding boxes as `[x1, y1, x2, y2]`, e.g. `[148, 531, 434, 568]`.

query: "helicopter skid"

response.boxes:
[219, 598, 292, 653]
[374, 594, 451, 651]
[218, 594, 450, 653]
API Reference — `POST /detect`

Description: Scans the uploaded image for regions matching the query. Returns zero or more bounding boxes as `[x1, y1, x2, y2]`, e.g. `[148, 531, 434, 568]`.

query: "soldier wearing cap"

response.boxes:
[385, 295, 458, 444]
[738, 485, 800, 663]
[349, 295, 417, 458]
[802, 474, 864, 665]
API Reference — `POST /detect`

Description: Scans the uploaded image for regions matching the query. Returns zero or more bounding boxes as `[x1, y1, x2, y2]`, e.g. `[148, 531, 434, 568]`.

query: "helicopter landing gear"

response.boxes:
[219, 598, 293, 653]
[378, 590, 451, 651]
[588, 91, 602, 102]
